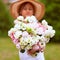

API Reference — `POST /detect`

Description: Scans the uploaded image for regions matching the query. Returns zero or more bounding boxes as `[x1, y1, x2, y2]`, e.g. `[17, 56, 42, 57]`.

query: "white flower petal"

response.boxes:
[14, 31, 22, 39]
[17, 16, 24, 21]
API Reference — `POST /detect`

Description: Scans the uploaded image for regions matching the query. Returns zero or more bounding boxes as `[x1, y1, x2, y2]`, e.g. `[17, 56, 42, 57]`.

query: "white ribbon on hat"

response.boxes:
[9, 0, 18, 3]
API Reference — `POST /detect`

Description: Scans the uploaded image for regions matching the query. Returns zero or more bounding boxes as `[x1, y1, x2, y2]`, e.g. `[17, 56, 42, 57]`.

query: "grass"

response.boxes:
[0, 37, 60, 60]
[0, 37, 19, 60]
[45, 43, 60, 60]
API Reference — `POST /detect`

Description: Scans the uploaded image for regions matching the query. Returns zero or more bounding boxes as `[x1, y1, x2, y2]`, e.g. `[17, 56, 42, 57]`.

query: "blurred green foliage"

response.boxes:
[0, 0, 13, 37]
[0, 0, 60, 42]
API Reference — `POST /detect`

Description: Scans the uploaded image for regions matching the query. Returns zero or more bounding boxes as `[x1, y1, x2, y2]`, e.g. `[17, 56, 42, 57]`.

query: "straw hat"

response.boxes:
[10, 0, 45, 20]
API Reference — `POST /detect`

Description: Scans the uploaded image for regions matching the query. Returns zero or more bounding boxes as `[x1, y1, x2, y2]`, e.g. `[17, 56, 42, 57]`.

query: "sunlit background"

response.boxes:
[0, 0, 60, 60]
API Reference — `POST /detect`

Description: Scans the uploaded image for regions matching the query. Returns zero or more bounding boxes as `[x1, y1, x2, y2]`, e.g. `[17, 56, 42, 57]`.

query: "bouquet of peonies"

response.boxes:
[8, 16, 55, 56]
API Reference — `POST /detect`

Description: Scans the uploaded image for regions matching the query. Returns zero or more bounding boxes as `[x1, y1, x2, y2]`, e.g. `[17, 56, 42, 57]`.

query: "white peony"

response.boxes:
[40, 36, 50, 43]
[26, 23, 33, 29]
[30, 16, 38, 22]
[14, 19, 21, 24]
[24, 16, 31, 22]
[47, 25, 53, 30]
[20, 37, 28, 45]
[17, 16, 24, 21]
[14, 24, 21, 30]
[8, 28, 17, 36]
[43, 29, 55, 38]
[49, 30, 55, 38]
[14, 31, 22, 39]
[21, 23, 27, 30]
[42, 20, 48, 27]
[24, 16, 38, 23]
[30, 39, 36, 45]
[36, 27, 44, 35]
[27, 22, 39, 29]
[22, 31, 29, 37]
[33, 35, 41, 42]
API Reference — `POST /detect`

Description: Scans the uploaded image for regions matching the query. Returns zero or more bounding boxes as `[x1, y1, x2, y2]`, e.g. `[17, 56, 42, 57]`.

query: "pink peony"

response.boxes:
[9, 32, 19, 44]
[22, 31, 29, 37]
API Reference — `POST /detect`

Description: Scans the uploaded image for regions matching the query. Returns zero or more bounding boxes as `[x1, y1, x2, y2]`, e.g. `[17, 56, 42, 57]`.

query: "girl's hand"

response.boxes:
[27, 44, 39, 55]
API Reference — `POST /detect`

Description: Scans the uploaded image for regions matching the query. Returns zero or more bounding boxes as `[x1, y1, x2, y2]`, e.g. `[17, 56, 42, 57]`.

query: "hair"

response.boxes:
[18, 2, 35, 15]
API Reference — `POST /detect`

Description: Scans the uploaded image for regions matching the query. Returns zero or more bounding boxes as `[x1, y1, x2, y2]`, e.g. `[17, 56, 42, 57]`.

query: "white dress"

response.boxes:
[19, 50, 45, 60]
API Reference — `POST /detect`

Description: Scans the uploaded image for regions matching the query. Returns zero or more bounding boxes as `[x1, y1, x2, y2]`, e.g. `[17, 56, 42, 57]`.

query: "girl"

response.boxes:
[10, 0, 45, 60]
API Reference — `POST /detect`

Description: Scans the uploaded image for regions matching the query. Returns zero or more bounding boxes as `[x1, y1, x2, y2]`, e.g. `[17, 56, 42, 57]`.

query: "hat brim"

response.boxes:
[10, 0, 45, 20]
